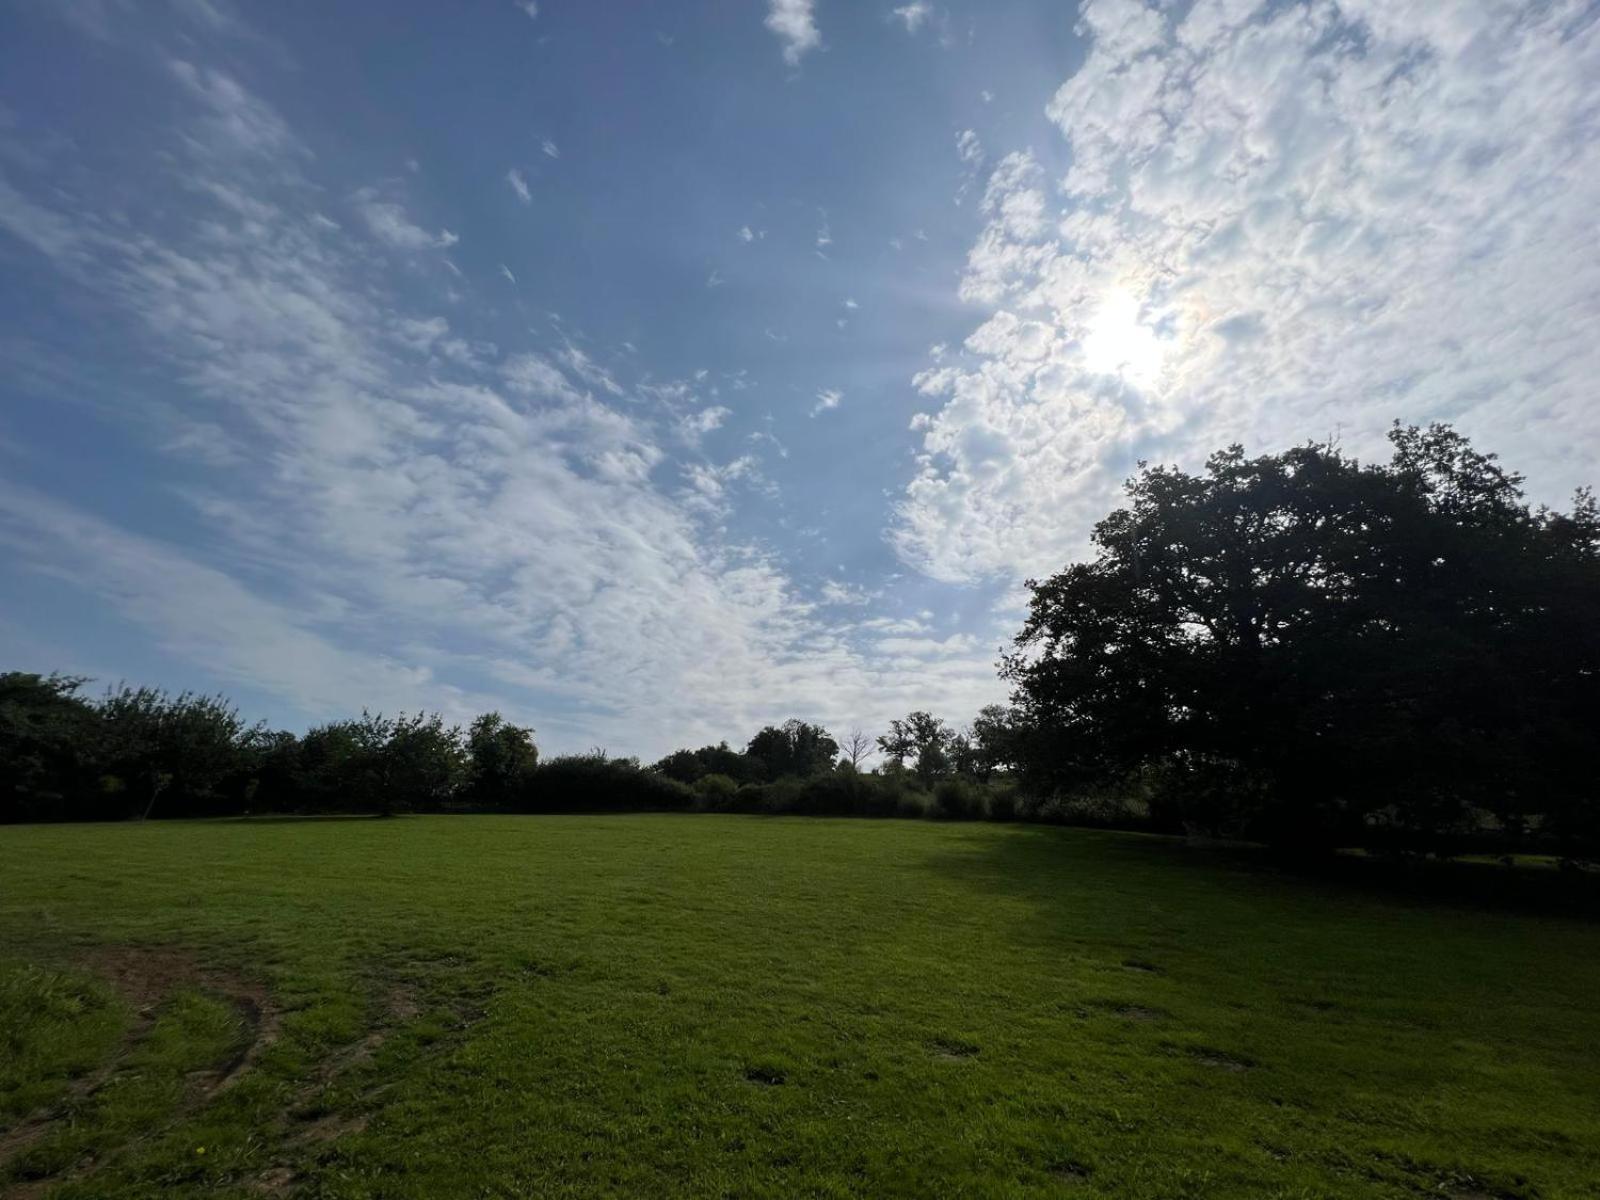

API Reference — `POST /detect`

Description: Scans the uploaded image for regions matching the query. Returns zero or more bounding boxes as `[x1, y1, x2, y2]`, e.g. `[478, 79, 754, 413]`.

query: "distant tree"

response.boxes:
[1005, 424, 1600, 851]
[465, 712, 538, 807]
[0, 673, 100, 821]
[653, 741, 757, 785]
[840, 727, 874, 771]
[296, 719, 367, 812]
[96, 684, 256, 819]
[382, 712, 467, 813]
[240, 728, 302, 812]
[745, 720, 839, 781]
[964, 704, 1020, 780]
[877, 712, 954, 784]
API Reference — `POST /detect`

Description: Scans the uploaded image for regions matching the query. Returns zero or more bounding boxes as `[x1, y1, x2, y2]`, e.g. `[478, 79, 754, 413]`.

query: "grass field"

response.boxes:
[1, 816, 1597, 1198]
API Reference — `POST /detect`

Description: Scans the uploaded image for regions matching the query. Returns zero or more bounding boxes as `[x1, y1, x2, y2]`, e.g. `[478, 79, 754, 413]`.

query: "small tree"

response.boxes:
[96, 685, 256, 819]
[877, 712, 954, 785]
[466, 712, 538, 807]
[840, 727, 874, 771]
[0, 673, 100, 821]
[382, 712, 467, 813]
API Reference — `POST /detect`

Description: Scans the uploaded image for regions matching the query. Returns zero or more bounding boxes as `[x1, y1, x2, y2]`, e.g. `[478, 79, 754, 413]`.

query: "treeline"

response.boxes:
[0, 675, 1038, 825]
[0, 678, 1061, 826]
[0, 680, 540, 822]
[4, 424, 1596, 860]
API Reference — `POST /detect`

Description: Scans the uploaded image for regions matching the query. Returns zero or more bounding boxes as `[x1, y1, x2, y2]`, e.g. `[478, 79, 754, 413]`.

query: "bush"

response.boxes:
[692, 773, 740, 810]
[518, 753, 695, 814]
[986, 778, 1019, 822]
[931, 778, 982, 820]
[1019, 787, 1148, 830]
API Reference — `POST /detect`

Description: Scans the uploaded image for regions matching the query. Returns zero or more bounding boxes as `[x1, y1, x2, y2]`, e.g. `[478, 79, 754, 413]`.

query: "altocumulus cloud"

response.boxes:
[894, 0, 1600, 584]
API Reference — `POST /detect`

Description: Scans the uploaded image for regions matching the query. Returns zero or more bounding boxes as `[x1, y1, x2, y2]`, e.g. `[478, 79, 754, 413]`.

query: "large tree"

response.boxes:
[1005, 424, 1600, 851]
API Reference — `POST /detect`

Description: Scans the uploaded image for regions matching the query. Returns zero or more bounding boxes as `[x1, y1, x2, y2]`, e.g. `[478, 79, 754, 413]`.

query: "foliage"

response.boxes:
[744, 720, 839, 781]
[1005, 424, 1600, 853]
[691, 772, 740, 808]
[521, 752, 695, 814]
[0, 673, 101, 823]
[877, 710, 957, 784]
[464, 712, 539, 807]
[93, 685, 258, 819]
[653, 741, 760, 786]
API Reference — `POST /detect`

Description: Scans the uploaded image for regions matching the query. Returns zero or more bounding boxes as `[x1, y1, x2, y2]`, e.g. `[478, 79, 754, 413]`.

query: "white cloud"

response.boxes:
[815, 219, 832, 250]
[679, 405, 731, 443]
[506, 167, 531, 204]
[706, 269, 724, 288]
[354, 189, 458, 251]
[843, 297, 859, 310]
[167, 60, 301, 159]
[499, 263, 517, 284]
[892, 2, 932, 34]
[893, 0, 1600, 585]
[516, 1, 538, 19]
[820, 579, 871, 606]
[557, 343, 624, 396]
[765, 0, 820, 65]
[541, 138, 560, 159]
[811, 388, 843, 417]
[955, 128, 983, 166]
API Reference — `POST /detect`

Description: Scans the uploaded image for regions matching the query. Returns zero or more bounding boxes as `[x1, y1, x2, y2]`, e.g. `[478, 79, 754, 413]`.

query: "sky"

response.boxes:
[1, 0, 1597, 760]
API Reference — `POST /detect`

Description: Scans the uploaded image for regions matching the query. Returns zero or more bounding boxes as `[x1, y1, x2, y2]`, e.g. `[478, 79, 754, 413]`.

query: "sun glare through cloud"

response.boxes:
[1080, 289, 1166, 390]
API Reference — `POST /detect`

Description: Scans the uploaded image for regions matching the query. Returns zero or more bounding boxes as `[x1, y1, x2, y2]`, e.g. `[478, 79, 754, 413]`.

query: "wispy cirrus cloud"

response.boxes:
[506, 167, 531, 204]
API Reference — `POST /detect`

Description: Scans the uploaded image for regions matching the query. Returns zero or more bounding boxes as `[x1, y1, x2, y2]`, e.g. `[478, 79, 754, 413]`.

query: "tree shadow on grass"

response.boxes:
[221, 814, 402, 824]
[922, 822, 1600, 925]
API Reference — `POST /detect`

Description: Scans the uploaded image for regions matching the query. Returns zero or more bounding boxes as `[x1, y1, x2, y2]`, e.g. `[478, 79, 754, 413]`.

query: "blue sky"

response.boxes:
[2, 0, 1598, 758]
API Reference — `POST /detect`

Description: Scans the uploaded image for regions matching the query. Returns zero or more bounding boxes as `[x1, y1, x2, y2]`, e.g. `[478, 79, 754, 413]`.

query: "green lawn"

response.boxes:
[1, 816, 1597, 1198]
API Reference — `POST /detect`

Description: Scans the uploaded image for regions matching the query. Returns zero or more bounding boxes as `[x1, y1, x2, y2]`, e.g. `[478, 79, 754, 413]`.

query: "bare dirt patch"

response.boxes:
[1114, 1005, 1164, 1022]
[927, 1036, 981, 1060]
[1048, 1161, 1092, 1185]
[0, 944, 283, 1190]
[1191, 1048, 1252, 1072]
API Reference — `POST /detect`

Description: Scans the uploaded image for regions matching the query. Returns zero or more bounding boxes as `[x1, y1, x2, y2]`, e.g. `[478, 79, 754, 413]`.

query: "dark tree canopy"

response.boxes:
[745, 720, 839, 781]
[653, 741, 759, 785]
[878, 711, 955, 784]
[1005, 424, 1600, 850]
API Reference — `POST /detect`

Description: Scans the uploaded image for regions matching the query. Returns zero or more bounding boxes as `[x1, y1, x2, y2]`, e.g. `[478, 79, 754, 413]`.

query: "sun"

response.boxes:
[1081, 289, 1166, 388]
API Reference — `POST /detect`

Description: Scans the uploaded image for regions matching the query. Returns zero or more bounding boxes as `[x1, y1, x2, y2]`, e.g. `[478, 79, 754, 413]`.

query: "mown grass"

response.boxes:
[1, 815, 1597, 1198]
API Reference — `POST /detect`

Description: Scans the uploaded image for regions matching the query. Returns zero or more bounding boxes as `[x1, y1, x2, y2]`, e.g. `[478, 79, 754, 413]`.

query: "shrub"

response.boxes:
[931, 778, 983, 821]
[985, 778, 1019, 822]
[519, 753, 695, 814]
[692, 773, 740, 810]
